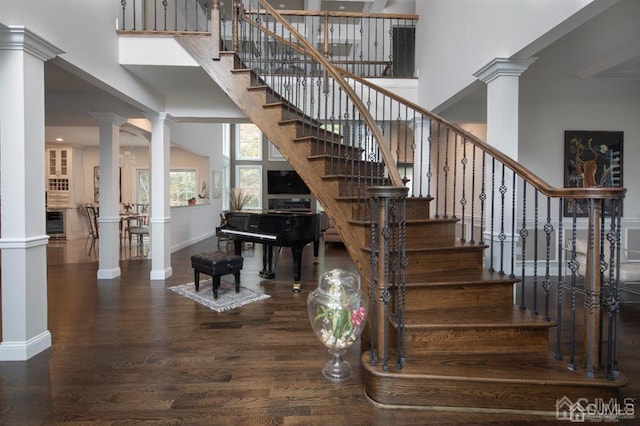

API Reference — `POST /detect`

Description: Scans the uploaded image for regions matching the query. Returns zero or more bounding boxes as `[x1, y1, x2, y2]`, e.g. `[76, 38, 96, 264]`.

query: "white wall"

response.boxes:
[520, 100, 640, 217]
[414, 0, 600, 111]
[170, 122, 225, 251]
[2, 0, 165, 112]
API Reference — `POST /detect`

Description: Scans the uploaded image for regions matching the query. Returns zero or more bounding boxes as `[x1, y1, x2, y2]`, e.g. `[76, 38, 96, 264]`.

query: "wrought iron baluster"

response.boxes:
[470, 143, 476, 244]
[434, 122, 441, 218]
[519, 181, 528, 310]
[452, 132, 458, 220]
[568, 205, 578, 371]
[121, 0, 127, 30]
[479, 152, 486, 245]
[368, 195, 378, 365]
[555, 199, 564, 360]
[442, 127, 450, 218]
[498, 164, 507, 275]
[532, 188, 539, 316]
[542, 196, 554, 321]
[509, 172, 516, 278]
[488, 157, 495, 271]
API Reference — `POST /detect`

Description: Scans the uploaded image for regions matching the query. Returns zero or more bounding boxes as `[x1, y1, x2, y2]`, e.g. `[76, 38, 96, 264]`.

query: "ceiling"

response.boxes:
[43, 0, 640, 147]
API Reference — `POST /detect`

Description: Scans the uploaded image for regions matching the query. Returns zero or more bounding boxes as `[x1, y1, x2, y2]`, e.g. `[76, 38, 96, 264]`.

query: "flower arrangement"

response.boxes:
[308, 269, 367, 350]
[230, 188, 252, 211]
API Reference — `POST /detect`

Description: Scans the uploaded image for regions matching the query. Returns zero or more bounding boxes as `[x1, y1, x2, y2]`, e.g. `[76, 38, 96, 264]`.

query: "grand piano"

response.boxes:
[216, 210, 326, 292]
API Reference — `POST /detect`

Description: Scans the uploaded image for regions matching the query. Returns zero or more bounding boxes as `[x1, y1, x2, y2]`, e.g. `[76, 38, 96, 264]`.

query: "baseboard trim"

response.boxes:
[0, 330, 52, 361]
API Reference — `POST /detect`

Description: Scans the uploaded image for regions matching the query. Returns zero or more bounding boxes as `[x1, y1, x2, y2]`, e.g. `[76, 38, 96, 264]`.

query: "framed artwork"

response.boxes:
[212, 170, 222, 199]
[93, 166, 100, 203]
[563, 130, 623, 217]
[93, 166, 122, 203]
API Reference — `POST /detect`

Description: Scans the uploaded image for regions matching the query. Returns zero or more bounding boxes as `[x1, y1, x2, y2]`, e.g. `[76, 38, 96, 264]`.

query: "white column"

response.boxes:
[0, 27, 63, 360]
[91, 113, 126, 279]
[474, 58, 536, 283]
[147, 113, 173, 280]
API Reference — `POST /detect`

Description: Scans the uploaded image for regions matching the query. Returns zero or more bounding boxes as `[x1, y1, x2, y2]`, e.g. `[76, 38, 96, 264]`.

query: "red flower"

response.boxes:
[350, 307, 366, 327]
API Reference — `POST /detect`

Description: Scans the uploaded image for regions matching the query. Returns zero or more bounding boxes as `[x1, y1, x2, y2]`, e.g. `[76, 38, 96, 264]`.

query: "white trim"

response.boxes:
[150, 267, 173, 280]
[0, 331, 51, 361]
[0, 235, 49, 249]
[97, 267, 122, 279]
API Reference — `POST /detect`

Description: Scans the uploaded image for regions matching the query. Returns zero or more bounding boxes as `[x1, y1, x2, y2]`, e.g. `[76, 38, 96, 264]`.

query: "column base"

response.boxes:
[97, 267, 121, 279]
[0, 330, 51, 361]
[150, 266, 173, 280]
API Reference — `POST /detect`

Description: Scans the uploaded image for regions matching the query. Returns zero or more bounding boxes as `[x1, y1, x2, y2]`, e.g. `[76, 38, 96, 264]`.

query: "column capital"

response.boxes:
[0, 26, 63, 61]
[474, 57, 537, 84]
[89, 112, 127, 127]
[144, 112, 176, 125]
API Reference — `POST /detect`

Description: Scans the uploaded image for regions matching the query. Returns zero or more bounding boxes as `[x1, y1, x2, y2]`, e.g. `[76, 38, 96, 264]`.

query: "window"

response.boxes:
[137, 169, 150, 205]
[136, 169, 198, 207]
[235, 165, 262, 210]
[170, 170, 197, 205]
[236, 123, 262, 160]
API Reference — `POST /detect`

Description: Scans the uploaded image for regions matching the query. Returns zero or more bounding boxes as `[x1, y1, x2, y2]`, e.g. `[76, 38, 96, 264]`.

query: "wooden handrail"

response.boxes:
[339, 69, 626, 201]
[245, 9, 419, 20]
[242, 0, 404, 186]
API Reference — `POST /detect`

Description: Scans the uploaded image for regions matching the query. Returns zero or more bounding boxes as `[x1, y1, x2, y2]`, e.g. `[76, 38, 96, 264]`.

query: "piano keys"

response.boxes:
[216, 210, 326, 292]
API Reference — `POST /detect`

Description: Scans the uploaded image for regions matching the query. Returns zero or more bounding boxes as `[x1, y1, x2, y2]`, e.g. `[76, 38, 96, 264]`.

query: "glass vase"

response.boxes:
[307, 269, 367, 381]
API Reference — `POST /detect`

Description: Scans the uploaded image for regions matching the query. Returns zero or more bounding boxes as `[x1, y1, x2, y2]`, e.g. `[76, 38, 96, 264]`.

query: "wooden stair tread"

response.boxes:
[362, 241, 487, 254]
[362, 352, 627, 388]
[401, 305, 556, 329]
[404, 269, 520, 287]
[349, 217, 455, 226]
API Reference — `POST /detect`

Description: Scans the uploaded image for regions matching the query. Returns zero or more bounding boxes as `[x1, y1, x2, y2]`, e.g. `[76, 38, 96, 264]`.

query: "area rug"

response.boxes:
[168, 280, 270, 312]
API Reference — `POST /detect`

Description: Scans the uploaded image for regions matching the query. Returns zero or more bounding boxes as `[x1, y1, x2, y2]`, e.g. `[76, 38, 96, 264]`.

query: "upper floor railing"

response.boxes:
[119, 0, 418, 78]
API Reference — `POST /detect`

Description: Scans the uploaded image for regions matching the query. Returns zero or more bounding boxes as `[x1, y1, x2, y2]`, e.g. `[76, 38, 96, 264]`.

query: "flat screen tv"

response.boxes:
[267, 170, 310, 195]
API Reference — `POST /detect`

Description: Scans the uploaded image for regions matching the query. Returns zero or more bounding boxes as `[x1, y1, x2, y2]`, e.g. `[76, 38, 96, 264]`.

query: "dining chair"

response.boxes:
[84, 205, 99, 255]
[128, 205, 149, 251]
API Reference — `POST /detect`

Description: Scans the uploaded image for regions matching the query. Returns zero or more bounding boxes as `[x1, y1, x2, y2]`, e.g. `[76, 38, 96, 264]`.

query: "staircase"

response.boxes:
[177, 35, 627, 414]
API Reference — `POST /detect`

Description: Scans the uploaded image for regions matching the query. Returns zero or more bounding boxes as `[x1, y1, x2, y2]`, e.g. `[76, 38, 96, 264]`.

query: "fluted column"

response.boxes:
[91, 113, 126, 279]
[0, 27, 62, 360]
[147, 112, 173, 280]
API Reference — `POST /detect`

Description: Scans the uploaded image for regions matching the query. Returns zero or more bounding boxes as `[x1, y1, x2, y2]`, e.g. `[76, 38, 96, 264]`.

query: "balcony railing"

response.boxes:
[118, 0, 418, 78]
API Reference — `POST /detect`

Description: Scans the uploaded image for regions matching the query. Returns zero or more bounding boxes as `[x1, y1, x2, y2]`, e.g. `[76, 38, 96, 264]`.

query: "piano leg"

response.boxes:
[260, 244, 276, 279]
[291, 245, 303, 292]
[313, 239, 320, 265]
[233, 240, 242, 256]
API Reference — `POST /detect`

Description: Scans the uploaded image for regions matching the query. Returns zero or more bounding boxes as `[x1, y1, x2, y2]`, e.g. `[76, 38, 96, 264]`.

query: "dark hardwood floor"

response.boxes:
[0, 236, 638, 424]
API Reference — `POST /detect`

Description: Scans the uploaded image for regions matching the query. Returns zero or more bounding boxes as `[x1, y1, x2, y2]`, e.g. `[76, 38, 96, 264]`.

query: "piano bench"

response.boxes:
[190, 252, 243, 299]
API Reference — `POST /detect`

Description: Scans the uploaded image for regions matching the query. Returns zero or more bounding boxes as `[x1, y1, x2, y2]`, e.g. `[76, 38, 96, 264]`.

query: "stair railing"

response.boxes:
[118, 0, 628, 381]
[231, 0, 409, 368]
[335, 70, 628, 380]
[228, 0, 627, 380]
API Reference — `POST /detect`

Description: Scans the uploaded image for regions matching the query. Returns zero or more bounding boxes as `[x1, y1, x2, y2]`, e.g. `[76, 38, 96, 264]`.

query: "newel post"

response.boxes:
[367, 186, 408, 371]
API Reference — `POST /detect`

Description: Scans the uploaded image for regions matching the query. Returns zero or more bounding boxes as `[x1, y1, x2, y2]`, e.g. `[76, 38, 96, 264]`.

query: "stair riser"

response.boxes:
[405, 249, 484, 274]
[310, 157, 386, 178]
[303, 138, 364, 158]
[399, 327, 550, 356]
[363, 372, 619, 412]
[401, 284, 514, 311]
[353, 198, 430, 220]
[359, 221, 458, 249]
